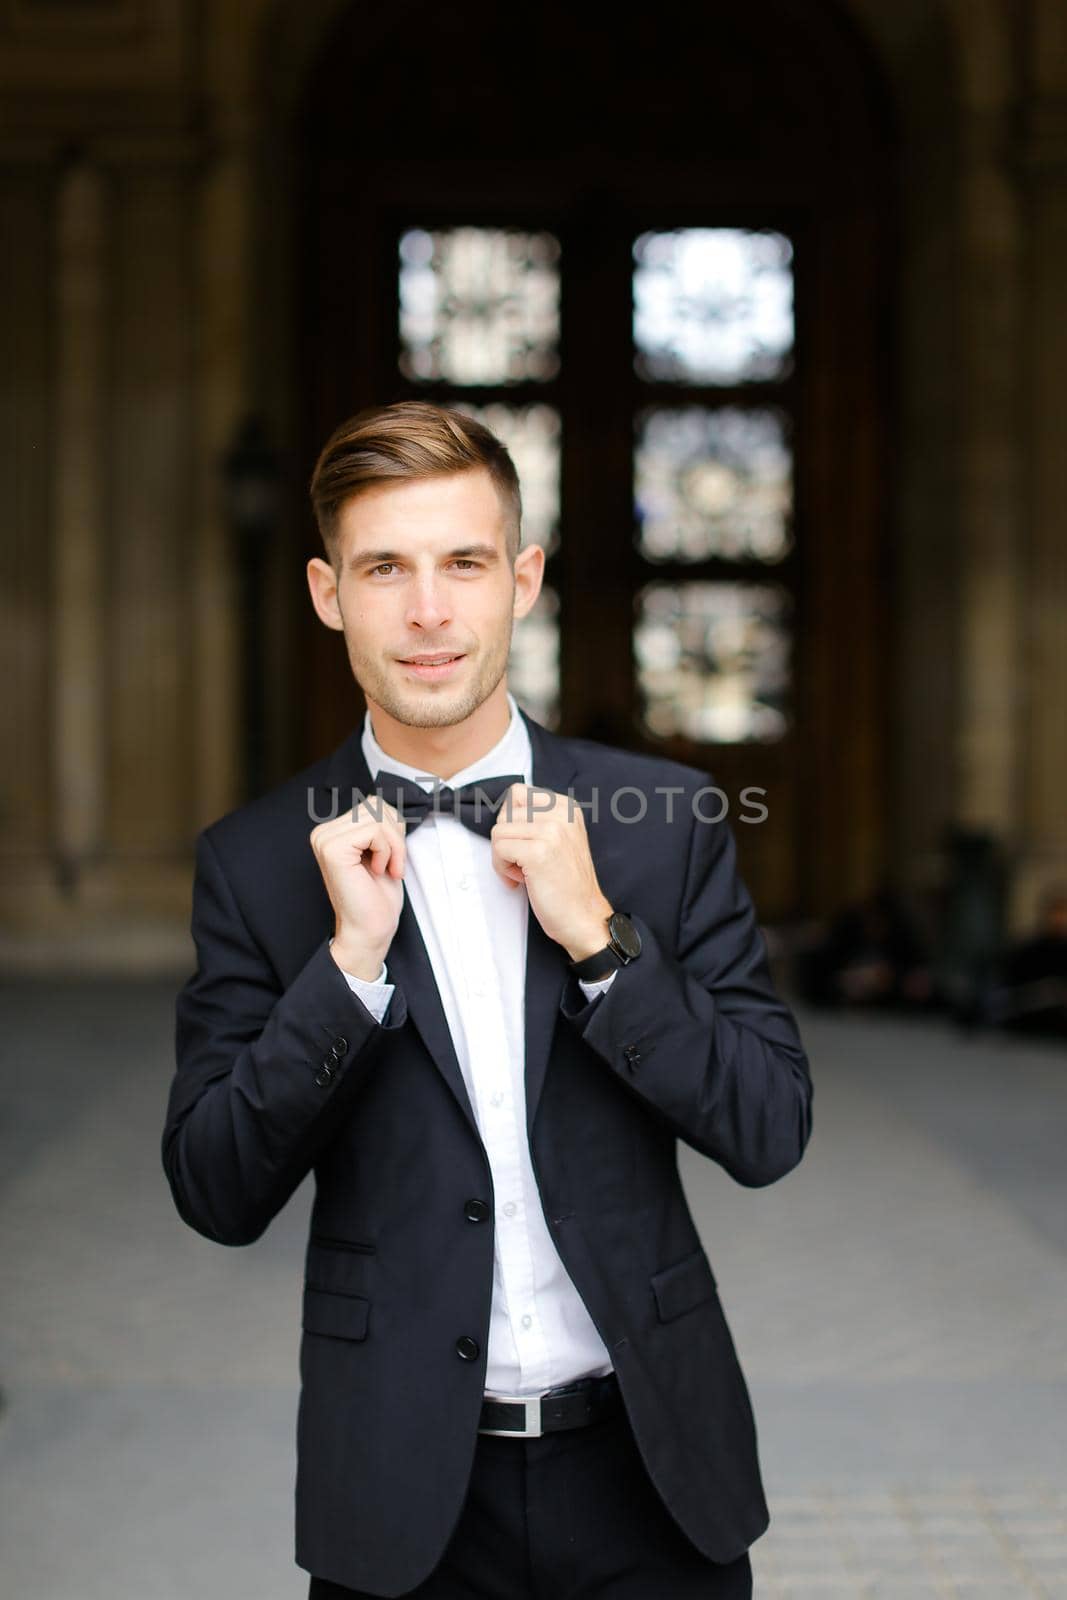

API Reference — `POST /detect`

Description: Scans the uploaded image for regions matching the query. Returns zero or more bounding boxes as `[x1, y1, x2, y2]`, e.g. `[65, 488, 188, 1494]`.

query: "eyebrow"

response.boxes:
[347, 543, 501, 572]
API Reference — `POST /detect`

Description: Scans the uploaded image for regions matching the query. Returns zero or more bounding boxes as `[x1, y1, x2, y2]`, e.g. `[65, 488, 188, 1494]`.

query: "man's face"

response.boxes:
[306, 467, 543, 729]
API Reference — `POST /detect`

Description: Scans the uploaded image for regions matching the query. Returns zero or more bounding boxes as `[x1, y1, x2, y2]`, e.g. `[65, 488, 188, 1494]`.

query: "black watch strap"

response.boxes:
[569, 911, 642, 982]
[570, 945, 624, 982]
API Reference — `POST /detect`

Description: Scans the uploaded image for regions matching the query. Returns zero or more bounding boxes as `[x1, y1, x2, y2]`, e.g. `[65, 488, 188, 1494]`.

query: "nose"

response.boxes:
[405, 569, 453, 633]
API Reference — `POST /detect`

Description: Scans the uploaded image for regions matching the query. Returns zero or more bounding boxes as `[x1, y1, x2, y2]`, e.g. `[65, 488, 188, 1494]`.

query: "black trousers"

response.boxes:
[308, 1402, 754, 1599]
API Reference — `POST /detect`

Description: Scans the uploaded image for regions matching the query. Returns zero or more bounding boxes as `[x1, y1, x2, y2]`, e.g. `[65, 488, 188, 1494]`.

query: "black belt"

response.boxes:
[478, 1372, 621, 1437]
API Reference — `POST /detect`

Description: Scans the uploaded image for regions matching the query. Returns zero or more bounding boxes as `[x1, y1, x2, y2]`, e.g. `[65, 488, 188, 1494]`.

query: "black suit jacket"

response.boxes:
[162, 707, 813, 1596]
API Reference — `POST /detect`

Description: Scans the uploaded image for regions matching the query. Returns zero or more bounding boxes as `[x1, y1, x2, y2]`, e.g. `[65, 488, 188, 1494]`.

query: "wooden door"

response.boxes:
[291, 0, 895, 919]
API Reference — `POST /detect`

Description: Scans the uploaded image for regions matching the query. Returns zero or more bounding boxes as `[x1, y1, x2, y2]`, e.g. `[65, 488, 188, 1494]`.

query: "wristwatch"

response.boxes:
[569, 910, 642, 982]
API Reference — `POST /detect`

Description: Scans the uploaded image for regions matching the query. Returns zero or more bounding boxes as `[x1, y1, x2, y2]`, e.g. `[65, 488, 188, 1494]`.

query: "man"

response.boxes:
[162, 401, 813, 1599]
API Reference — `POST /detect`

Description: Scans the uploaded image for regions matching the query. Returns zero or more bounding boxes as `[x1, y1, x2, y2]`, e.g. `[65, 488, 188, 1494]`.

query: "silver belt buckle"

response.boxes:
[479, 1390, 543, 1437]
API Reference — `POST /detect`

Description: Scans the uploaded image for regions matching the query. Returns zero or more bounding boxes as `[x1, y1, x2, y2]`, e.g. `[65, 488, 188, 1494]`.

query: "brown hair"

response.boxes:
[309, 400, 522, 569]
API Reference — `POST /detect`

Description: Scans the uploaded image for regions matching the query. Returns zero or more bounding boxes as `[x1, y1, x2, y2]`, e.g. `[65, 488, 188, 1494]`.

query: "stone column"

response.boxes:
[53, 157, 108, 887]
[954, 126, 1025, 839]
[189, 149, 246, 829]
[0, 153, 53, 897]
[1015, 0, 1067, 927]
[944, 0, 1027, 948]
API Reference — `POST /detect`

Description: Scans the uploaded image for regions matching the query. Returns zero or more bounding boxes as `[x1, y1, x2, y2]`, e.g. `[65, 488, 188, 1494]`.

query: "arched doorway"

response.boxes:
[290, 0, 896, 920]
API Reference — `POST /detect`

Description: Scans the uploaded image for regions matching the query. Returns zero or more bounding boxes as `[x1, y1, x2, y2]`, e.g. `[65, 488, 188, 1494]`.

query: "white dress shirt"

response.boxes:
[331, 692, 616, 1395]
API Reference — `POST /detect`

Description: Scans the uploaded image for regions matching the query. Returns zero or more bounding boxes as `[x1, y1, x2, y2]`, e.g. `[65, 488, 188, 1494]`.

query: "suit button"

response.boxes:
[455, 1335, 480, 1362]
[623, 1043, 641, 1070]
[314, 1063, 334, 1087]
[464, 1198, 490, 1223]
[330, 1036, 348, 1060]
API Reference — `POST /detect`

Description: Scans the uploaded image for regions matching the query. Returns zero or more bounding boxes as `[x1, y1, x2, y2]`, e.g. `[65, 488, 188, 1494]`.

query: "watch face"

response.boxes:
[608, 911, 642, 960]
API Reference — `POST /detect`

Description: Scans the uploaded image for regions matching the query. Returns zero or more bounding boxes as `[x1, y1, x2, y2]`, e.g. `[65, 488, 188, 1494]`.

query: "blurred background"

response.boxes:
[2, 2, 1066, 1597]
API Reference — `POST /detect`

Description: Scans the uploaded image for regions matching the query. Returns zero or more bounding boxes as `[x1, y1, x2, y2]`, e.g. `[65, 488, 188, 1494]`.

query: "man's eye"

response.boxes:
[369, 560, 479, 576]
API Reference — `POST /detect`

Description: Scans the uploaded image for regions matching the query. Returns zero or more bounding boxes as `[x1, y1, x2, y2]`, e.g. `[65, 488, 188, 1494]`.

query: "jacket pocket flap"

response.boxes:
[306, 1239, 374, 1296]
[302, 1287, 371, 1342]
[650, 1248, 717, 1323]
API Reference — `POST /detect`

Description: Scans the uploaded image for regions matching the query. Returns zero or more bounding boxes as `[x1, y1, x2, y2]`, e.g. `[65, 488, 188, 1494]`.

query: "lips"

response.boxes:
[398, 654, 466, 681]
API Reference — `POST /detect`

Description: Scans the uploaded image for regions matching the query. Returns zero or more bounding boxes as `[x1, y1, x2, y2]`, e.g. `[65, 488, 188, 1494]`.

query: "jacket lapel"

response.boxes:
[314, 707, 581, 1145]
[519, 709, 581, 1137]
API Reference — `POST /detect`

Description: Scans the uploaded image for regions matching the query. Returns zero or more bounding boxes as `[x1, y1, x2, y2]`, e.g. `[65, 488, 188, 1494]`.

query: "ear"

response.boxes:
[306, 556, 346, 632]
[512, 542, 545, 621]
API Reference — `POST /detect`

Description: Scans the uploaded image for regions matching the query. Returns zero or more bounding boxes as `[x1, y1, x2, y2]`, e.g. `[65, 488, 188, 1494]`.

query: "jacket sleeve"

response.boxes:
[162, 826, 408, 1246]
[558, 792, 812, 1187]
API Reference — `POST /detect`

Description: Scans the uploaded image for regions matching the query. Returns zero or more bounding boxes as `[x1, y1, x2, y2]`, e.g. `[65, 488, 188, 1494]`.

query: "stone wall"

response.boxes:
[1, 0, 1064, 971]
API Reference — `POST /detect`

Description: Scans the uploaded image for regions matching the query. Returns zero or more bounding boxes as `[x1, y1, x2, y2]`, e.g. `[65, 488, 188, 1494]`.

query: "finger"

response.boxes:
[311, 799, 400, 852]
[363, 833, 394, 876]
[368, 823, 406, 878]
[491, 837, 538, 886]
[326, 814, 406, 878]
[352, 801, 407, 872]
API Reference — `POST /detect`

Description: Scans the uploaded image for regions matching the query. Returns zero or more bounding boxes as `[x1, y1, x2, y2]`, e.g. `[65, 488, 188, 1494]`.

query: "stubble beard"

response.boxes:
[348, 626, 514, 730]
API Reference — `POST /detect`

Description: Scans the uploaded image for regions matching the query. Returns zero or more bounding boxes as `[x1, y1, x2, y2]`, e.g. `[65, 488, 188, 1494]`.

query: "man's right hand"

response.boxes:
[310, 797, 407, 980]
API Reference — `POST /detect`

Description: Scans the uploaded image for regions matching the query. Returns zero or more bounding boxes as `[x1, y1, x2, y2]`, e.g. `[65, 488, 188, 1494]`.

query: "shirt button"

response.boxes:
[455, 1335, 480, 1361]
[520, 1314, 532, 1330]
[457, 876, 471, 891]
[464, 1198, 490, 1223]
[489, 1093, 504, 1108]
[502, 1201, 517, 1217]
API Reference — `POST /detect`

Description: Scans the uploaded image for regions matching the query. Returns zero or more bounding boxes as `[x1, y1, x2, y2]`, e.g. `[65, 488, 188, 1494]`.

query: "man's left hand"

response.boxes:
[490, 784, 613, 962]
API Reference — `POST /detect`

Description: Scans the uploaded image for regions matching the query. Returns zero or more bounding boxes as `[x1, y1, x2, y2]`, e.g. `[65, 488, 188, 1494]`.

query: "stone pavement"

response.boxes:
[0, 980, 1064, 1598]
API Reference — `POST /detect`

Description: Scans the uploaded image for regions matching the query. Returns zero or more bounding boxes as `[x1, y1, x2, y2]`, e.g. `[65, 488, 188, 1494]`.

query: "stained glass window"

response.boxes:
[633, 229, 794, 385]
[399, 228, 561, 385]
[634, 581, 791, 743]
[508, 585, 560, 730]
[635, 407, 792, 562]
[391, 218, 798, 751]
[450, 402, 561, 557]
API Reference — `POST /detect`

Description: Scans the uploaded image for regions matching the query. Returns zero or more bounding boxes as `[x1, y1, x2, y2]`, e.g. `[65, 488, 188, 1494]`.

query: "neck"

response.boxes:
[365, 681, 513, 780]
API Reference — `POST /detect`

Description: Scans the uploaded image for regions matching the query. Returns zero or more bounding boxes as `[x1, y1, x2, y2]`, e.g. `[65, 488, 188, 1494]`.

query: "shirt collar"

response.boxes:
[361, 690, 531, 791]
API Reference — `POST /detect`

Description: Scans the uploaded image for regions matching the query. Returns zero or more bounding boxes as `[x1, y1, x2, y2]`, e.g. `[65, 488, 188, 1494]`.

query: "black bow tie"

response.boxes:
[371, 769, 525, 839]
